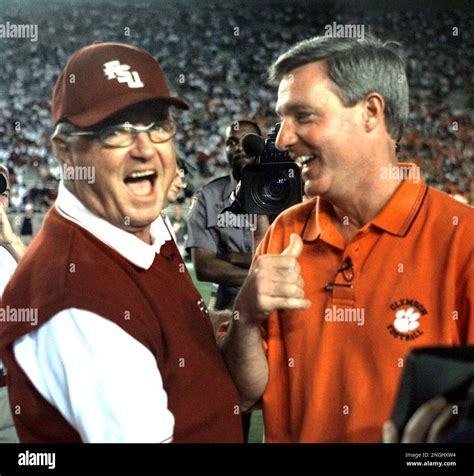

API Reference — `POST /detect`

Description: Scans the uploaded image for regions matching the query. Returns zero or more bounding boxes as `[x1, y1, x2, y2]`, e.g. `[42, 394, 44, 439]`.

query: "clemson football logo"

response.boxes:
[393, 307, 420, 333]
[387, 299, 428, 341]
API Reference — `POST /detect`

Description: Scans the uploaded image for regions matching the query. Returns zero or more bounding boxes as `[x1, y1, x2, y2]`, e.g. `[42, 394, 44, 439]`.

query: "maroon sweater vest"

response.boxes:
[0, 207, 242, 442]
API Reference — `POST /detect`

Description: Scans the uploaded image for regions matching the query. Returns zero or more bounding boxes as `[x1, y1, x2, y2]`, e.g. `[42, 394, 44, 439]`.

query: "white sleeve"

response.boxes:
[0, 246, 17, 297]
[0, 247, 17, 370]
[13, 309, 174, 443]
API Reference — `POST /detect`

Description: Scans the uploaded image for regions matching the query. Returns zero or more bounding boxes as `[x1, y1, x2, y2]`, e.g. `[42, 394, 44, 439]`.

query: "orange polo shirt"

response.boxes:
[256, 169, 473, 442]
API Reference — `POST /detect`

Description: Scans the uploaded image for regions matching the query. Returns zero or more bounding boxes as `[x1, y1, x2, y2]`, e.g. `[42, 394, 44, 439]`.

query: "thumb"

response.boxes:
[281, 233, 303, 258]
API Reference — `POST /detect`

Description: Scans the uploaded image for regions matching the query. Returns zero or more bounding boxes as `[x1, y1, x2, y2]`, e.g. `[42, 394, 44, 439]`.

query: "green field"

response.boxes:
[187, 261, 263, 443]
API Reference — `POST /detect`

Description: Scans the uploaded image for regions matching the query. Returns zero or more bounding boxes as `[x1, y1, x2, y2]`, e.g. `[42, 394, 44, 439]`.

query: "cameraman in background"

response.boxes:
[0, 164, 25, 443]
[186, 120, 264, 443]
[186, 120, 264, 313]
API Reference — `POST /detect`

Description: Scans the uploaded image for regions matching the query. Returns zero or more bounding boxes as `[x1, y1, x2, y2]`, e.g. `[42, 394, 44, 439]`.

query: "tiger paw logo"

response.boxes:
[387, 299, 428, 341]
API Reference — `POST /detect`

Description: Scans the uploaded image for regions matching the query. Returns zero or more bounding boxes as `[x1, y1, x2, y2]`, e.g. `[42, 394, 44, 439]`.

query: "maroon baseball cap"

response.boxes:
[52, 42, 189, 127]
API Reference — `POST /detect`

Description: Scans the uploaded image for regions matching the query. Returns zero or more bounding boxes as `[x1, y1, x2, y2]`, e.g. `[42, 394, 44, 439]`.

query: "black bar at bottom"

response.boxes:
[0, 443, 473, 474]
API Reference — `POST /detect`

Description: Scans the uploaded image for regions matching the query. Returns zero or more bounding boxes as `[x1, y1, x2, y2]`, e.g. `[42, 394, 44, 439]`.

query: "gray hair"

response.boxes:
[269, 34, 409, 140]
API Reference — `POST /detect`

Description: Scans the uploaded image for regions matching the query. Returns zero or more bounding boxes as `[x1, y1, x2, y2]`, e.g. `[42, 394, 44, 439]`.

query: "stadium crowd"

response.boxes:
[0, 0, 472, 215]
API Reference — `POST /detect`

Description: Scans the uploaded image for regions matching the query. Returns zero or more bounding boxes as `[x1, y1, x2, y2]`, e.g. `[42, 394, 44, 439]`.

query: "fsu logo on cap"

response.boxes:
[103, 60, 144, 88]
[387, 298, 428, 341]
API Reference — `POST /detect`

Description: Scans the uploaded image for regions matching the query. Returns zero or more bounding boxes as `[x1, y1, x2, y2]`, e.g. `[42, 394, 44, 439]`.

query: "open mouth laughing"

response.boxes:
[124, 169, 157, 197]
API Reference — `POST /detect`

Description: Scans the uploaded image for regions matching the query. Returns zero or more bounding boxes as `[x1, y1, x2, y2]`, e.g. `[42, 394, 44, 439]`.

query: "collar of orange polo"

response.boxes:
[51, 41, 189, 127]
[302, 163, 427, 243]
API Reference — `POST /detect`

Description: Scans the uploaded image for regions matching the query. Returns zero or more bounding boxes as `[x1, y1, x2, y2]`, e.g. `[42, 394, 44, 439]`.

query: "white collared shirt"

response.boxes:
[13, 182, 175, 442]
[0, 246, 17, 297]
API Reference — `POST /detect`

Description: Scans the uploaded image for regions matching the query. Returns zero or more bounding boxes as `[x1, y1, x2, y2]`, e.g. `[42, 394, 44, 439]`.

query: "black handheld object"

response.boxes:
[239, 123, 302, 215]
[0, 174, 7, 195]
[242, 133, 265, 157]
[390, 346, 474, 433]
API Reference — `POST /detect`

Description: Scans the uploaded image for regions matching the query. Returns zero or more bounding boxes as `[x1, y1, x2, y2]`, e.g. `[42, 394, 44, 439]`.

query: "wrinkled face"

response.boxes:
[225, 122, 260, 181]
[166, 167, 185, 204]
[275, 62, 366, 200]
[58, 104, 177, 240]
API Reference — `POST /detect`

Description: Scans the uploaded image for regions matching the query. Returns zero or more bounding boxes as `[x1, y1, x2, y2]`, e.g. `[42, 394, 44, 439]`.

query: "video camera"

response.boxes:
[238, 123, 302, 216]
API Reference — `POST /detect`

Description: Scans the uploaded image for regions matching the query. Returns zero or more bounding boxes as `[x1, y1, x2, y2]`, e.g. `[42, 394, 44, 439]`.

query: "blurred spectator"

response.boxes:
[20, 204, 34, 244]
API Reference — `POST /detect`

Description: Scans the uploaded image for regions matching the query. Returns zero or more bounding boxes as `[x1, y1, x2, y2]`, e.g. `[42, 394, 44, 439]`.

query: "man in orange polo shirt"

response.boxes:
[221, 34, 473, 443]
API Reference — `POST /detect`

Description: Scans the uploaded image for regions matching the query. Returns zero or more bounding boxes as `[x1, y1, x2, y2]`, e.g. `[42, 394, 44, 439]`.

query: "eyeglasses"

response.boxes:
[66, 119, 177, 148]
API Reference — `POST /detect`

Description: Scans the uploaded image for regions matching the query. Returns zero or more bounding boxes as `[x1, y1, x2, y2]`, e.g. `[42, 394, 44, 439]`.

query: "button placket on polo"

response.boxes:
[330, 236, 365, 306]
[331, 255, 356, 305]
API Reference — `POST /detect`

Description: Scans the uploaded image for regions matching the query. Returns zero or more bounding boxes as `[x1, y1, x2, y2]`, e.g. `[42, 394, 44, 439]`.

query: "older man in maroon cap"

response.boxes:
[0, 42, 242, 443]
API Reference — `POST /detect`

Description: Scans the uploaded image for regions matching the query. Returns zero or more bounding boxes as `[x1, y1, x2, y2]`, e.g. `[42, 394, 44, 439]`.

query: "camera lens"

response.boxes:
[240, 161, 302, 215]
[264, 177, 289, 201]
[250, 170, 294, 213]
